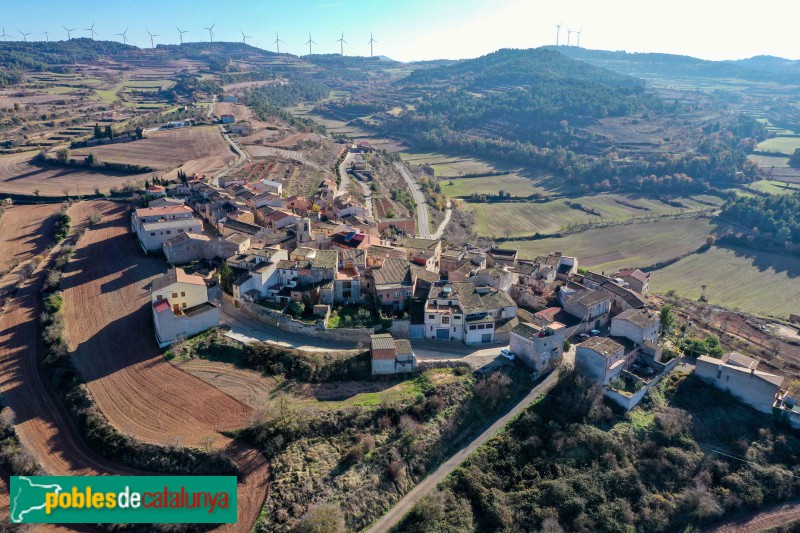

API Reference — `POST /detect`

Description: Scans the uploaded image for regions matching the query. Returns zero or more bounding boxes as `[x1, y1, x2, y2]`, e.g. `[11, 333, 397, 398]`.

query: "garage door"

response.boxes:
[482, 333, 492, 343]
[436, 328, 450, 340]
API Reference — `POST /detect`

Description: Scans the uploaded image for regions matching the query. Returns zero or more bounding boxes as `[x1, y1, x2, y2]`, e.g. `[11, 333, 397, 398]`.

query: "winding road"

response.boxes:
[394, 162, 452, 239]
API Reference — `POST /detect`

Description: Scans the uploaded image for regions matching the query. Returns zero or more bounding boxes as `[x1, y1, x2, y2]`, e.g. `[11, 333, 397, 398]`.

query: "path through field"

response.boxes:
[60, 201, 268, 530]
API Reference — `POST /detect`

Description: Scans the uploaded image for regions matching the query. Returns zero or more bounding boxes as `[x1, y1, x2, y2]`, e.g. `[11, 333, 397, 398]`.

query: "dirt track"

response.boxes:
[60, 201, 268, 530]
[704, 500, 800, 532]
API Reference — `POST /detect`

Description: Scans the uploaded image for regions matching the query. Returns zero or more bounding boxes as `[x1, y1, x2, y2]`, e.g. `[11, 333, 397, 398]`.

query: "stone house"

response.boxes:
[150, 268, 218, 347]
[614, 268, 650, 294]
[610, 308, 660, 345]
[510, 321, 565, 374]
[131, 205, 202, 254]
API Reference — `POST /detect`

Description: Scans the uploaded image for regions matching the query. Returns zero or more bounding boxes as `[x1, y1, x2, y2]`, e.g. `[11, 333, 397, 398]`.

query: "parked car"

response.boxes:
[590, 329, 601, 336]
[577, 333, 590, 340]
[500, 349, 515, 361]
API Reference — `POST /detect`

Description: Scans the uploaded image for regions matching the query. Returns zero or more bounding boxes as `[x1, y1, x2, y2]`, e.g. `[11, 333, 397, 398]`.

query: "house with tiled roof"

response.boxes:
[510, 321, 566, 373]
[423, 281, 517, 345]
[559, 285, 611, 329]
[370, 333, 417, 374]
[401, 237, 442, 269]
[614, 268, 650, 294]
[371, 257, 417, 312]
[150, 268, 218, 347]
[131, 205, 202, 254]
[574, 271, 647, 313]
[575, 336, 629, 384]
[610, 308, 660, 345]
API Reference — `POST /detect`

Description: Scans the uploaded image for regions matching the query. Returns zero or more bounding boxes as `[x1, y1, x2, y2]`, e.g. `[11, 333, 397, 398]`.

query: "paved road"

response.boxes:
[367, 350, 574, 532]
[395, 162, 432, 238]
[349, 171, 375, 221]
[335, 152, 354, 198]
[218, 300, 355, 352]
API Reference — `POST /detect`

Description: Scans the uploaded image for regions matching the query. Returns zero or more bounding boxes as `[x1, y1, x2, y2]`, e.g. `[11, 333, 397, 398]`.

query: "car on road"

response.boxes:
[500, 349, 515, 361]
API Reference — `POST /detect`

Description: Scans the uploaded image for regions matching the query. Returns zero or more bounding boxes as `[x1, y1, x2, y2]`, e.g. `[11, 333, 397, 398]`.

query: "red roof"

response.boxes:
[153, 299, 171, 313]
[536, 307, 561, 317]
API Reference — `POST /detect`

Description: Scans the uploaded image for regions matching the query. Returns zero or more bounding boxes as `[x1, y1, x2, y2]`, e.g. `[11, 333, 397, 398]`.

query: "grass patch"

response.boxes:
[442, 173, 550, 198]
[756, 136, 800, 155]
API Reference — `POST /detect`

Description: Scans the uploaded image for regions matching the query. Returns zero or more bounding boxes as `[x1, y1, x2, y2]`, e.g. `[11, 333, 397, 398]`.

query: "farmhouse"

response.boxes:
[423, 281, 517, 345]
[370, 333, 417, 375]
[695, 354, 783, 414]
[131, 205, 202, 254]
[574, 336, 630, 384]
[559, 286, 611, 329]
[614, 268, 650, 294]
[150, 268, 218, 347]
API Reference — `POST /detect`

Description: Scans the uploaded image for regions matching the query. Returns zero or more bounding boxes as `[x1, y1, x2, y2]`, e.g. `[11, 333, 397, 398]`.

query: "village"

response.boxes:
[131, 139, 799, 422]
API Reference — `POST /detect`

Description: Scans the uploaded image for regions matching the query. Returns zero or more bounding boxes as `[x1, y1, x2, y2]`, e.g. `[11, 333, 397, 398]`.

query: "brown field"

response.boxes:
[0, 92, 79, 107]
[60, 201, 268, 529]
[0, 151, 151, 196]
[0, 204, 60, 280]
[177, 359, 277, 410]
[222, 79, 281, 95]
[71, 125, 234, 173]
[0, 203, 142, 524]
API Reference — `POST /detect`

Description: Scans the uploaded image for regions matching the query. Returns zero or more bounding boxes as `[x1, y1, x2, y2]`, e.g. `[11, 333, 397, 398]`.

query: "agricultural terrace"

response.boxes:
[756, 136, 800, 156]
[650, 246, 800, 319]
[472, 194, 723, 237]
[504, 217, 720, 274]
[230, 160, 299, 185]
[0, 151, 151, 197]
[748, 180, 800, 195]
[70, 126, 233, 174]
[442, 173, 552, 198]
[0, 204, 60, 278]
[748, 154, 791, 168]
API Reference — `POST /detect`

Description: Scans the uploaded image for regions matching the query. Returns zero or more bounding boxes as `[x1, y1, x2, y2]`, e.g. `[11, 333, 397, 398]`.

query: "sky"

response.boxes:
[1, 0, 799, 62]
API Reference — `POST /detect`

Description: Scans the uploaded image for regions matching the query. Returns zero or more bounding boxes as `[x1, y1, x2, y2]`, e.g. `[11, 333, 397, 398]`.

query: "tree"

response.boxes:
[93, 123, 102, 139]
[296, 504, 345, 533]
[135, 126, 144, 139]
[288, 300, 305, 317]
[660, 305, 675, 335]
[790, 148, 800, 169]
[219, 263, 235, 294]
[85, 153, 96, 166]
[55, 148, 70, 164]
[104, 125, 113, 139]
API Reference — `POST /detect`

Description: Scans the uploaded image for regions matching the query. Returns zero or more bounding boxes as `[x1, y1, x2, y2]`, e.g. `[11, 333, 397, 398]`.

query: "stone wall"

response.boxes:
[239, 299, 376, 345]
[604, 358, 680, 411]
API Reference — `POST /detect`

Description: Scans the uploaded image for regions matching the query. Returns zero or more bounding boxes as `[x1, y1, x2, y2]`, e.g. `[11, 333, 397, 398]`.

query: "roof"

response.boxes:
[224, 232, 251, 245]
[151, 268, 206, 292]
[394, 339, 413, 355]
[489, 247, 517, 258]
[618, 268, 650, 282]
[340, 248, 366, 265]
[441, 248, 465, 259]
[223, 218, 263, 235]
[152, 299, 171, 314]
[578, 336, 625, 358]
[571, 289, 610, 307]
[722, 351, 759, 370]
[511, 321, 542, 340]
[429, 281, 516, 315]
[613, 308, 659, 329]
[135, 205, 193, 218]
[698, 355, 784, 387]
[402, 237, 440, 251]
[370, 333, 395, 351]
[373, 257, 413, 288]
[163, 231, 210, 246]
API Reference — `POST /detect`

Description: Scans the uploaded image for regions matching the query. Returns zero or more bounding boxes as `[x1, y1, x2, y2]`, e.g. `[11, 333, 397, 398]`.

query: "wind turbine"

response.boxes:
[336, 32, 347, 56]
[63, 26, 76, 40]
[176, 26, 188, 44]
[43, 31, 49, 42]
[576, 29, 582, 48]
[18, 30, 31, 42]
[273, 31, 283, 53]
[241, 29, 252, 44]
[116, 28, 128, 44]
[147, 30, 158, 48]
[555, 23, 562, 46]
[203, 23, 215, 42]
[367, 32, 377, 58]
[0, 28, 8, 42]
[566, 27, 572, 47]
[304, 33, 316, 55]
[85, 22, 97, 39]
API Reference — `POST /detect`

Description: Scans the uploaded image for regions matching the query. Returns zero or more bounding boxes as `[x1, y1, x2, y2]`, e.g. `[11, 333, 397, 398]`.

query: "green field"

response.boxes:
[756, 136, 800, 155]
[504, 217, 719, 273]
[124, 79, 176, 90]
[442, 173, 551, 197]
[749, 180, 800, 195]
[650, 246, 800, 319]
[748, 154, 790, 168]
[472, 194, 723, 237]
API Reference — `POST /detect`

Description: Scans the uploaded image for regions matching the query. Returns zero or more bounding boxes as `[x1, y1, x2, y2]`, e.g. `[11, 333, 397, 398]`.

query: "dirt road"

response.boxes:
[366, 357, 568, 532]
[704, 500, 800, 532]
[60, 201, 269, 531]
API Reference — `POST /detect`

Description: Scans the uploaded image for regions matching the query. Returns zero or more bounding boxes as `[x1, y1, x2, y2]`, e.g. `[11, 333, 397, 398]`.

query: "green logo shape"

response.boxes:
[10, 476, 237, 524]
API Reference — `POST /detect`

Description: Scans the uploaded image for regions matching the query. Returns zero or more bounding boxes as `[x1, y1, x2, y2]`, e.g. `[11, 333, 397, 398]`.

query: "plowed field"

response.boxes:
[0, 204, 60, 294]
[60, 201, 268, 530]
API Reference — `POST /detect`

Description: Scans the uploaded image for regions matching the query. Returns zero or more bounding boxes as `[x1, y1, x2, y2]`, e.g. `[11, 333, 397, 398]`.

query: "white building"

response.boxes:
[695, 354, 783, 414]
[509, 321, 565, 374]
[131, 205, 202, 254]
[610, 309, 660, 345]
[150, 268, 218, 347]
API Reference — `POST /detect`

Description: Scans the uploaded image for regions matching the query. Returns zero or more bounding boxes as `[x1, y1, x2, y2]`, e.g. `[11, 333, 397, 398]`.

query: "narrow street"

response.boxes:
[335, 152, 354, 198]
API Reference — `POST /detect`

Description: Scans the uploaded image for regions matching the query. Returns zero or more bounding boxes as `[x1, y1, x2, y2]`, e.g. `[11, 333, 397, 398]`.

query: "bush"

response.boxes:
[287, 300, 305, 317]
[296, 504, 345, 533]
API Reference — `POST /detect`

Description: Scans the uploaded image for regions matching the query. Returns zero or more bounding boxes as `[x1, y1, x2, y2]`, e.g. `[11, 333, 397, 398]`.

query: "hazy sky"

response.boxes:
[2, 0, 798, 61]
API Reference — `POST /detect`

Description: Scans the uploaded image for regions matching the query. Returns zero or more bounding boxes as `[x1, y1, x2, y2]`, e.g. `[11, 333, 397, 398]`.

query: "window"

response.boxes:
[486, 323, 493, 329]
[156, 294, 163, 300]
[453, 327, 456, 332]
[166, 230, 171, 235]
[428, 314, 435, 320]
[181, 303, 186, 308]
[172, 292, 178, 298]
[469, 325, 476, 331]
[181, 292, 185, 297]
[442, 316, 450, 325]
[454, 315, 461, 320]
[150, 232, 156, 236]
